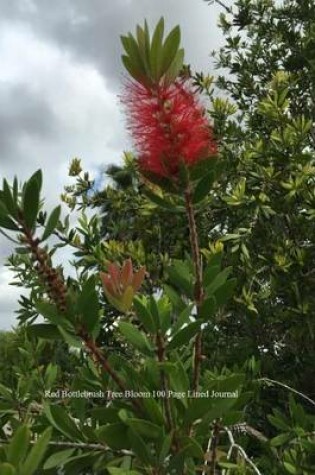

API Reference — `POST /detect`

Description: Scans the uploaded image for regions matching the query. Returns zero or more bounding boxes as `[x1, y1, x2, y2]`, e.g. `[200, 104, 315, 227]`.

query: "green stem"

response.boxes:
[184, 182, 204, 391]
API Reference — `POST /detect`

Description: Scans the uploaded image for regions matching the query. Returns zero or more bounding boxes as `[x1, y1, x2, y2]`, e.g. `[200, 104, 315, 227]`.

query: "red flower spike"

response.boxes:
[122, 79, 217, 178]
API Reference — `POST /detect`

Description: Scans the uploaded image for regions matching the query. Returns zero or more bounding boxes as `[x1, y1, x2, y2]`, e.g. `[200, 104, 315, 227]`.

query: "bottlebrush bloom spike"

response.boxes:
[122, 79, 217, 178]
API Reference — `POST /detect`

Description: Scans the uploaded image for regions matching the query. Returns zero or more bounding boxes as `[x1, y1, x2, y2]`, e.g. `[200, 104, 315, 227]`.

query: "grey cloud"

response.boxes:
[0, 0, 228, 91]
[0, 84, 57, 164]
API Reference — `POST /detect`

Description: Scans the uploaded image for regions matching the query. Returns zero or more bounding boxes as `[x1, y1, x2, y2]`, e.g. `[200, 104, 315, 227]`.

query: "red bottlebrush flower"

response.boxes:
[122, 79, 217, 178]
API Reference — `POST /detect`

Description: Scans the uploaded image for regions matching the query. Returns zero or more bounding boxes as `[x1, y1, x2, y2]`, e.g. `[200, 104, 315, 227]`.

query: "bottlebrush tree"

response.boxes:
[0, 15, 314, 475]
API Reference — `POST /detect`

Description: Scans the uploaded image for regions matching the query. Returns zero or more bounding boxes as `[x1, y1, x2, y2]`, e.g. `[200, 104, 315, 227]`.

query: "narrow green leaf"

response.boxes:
[199, 296, 216, 320]
[161, 25, 181, 76]
[121, 34, 147, 77]
[127, 427, 154, 465]
[97, 423, 129, 450]
[7, 425, 30, 464]
[44, 405, 83, 441]
[0, 215, 19, 230]
[43, 449, 75, 470]
[192, 172, 215, 204]
[3, 179, 17, 217]
[23, 427, 52, 474]
[77, 276, 100, 334]
[29, 169, 43, 191]
[118, 322, 153, 355]
[141, 397, 165, 425]
[205, 267, 232, 295]
[122, 55, 142, 83]
[143, 188, 178, 211]
[203, 264, 221, 288]
[42, 205, 61, 241]
[150, 17, 165, 80]
[26, 323, 62, 340]
[133, 297, 156, 333]
[168, 321, 201, 350]
[0, 464, 16, 475]
[214, 278, 237, 306]
[23, 177, 40, 230]
[164, 48, 184, 84]
[126, 418, 162, 440]
[270, 433, 292, 447]
[35, 300, 64, 326]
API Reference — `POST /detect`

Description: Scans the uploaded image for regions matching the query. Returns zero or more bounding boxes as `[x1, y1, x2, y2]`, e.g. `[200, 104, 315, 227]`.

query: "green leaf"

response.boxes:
[0, 215, 19, 230]
[26, 323, 62, 340]
[126, 418, 162, 440]
[171, 304, 194, 335]
[141, 397, 165, 425]
[203, 264, 221, 288]
[97, 423, 129, 450]
[29, 169, 43, 191]
[143, 188, 179, 212]
[178, 436, 204, 459]
[77, 276, 100, 334]
[190, 157, 219, 181]
[118, 322, 153, 355]
[158, 432, 172, 464]
[121, 55, 142, 83]
[127, 427, 154, 465]
[121, 34, 147, 78]
[0, 382, 13, 400]
[150, 17, 164, 81]
[205, 267, 232, 295]
[23, 176, 40, 230]
[214, 278, 237, 306]
[0, 464, 16, 475]
[23, 427, 52, 474]
[35, 300, 64, 326]
[270, 433, 292, 447]
[44, 404, 84, 441]
[7, 425, 30, 464]
[193, 172, 215, 204]
[184, 395, 237, 425]
[42, 205, 61, 241]
[58, 327, 82, 348]
[199, 296, 216, 320]
[161, 25, 181, 76]
[43, 449, 76, 470]
[168, 321, 201, 350]
[0, 200, 9, 216]
[164, 48, 184, 84]
[167, 261, 193, 298]
[3, 179, 17, 217]
[283, 462, 298, 474]
[133, 296, 156, 333]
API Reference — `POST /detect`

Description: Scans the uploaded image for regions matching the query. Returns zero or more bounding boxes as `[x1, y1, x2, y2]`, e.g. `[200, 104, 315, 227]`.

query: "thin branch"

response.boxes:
[206, 0, 233, 15]
[0, 228, 20, 244]
[0, 438, 133, 455]
[81, 335, 143, 414]
[223, 427, 263, 475]
[184, 183, 204, 392]
[259, 378, 315, 408]
[156, 332, 173, 432]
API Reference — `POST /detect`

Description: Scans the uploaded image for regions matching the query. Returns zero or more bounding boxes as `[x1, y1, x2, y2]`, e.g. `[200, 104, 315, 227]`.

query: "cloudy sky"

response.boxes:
[0, 0, 232, 330]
